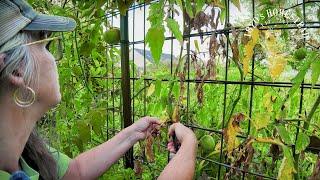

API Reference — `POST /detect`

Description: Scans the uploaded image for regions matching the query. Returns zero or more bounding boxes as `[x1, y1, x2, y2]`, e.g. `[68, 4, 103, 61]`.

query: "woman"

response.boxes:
[0, 0, 198, 179]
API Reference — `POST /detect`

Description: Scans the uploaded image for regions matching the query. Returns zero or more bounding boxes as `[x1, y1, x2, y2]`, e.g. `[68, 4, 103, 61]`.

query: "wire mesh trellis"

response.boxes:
[102, 0, 320, 179]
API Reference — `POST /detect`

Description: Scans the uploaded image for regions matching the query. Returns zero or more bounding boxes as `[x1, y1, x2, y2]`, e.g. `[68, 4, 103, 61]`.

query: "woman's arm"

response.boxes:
[158, 123, 198, 180]
[62, 117, 159, 180]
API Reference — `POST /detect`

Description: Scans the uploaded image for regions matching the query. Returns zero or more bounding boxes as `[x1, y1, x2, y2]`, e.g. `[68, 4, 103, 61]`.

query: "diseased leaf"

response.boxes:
[252, 113, 270, 130]
[243, 42, 254, 75]
[147, 84, 155, 97]
[166, 18, 183, 45]
[145, 136, 155, 162]
[224, 113, 245, 154]
[251, 28, 259, 45]
[264, 31, 287, 80]
[310, 156, 320, 180]
[311, 58, 320, 87]
[268, 54, 287, 80]
[172, 105, 180, 122]
[278, 146, 296, 180]
[243, 28, 259, 75]
[277, 125, 293, 145]
[295, 132, 310, 153]
[231, 0, 241, 11]
[146, 27, 165, 64]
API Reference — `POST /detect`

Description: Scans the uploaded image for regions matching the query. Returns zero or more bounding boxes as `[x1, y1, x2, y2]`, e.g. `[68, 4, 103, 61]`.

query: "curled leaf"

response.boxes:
[145, 136, 155, 162]
[224, 113, 245, 154]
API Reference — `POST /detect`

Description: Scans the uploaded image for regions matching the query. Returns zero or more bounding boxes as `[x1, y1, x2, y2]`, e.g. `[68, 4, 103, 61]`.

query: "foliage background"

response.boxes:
[28, 0, 320, 179]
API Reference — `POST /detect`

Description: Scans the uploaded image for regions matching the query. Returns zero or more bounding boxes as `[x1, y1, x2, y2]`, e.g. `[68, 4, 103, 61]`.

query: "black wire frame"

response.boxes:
[103, 0, 320, 179]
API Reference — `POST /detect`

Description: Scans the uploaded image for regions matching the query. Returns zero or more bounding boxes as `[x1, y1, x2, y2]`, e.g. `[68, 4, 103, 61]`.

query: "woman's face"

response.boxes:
[29, 33, 61, 108]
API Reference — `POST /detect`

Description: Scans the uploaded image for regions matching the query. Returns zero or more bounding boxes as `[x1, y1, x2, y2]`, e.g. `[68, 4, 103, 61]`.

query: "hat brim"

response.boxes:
[23, 14, 76, 32]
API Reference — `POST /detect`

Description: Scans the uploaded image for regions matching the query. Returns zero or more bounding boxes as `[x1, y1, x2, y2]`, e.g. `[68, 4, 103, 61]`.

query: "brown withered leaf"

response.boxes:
[209, 33, 218, 58]
[231, 29, 240, 63]
[134, 159, 143, 177]
[307, 136, 320, 154]
[225, 137, 254, 178]
[145, 135, 155, 162]
[310, 155, 320, 180]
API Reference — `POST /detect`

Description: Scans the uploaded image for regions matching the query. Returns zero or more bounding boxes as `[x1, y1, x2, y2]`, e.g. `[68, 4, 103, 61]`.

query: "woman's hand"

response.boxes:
[167, 123, 197, 153]
[130, 116, 160, 140]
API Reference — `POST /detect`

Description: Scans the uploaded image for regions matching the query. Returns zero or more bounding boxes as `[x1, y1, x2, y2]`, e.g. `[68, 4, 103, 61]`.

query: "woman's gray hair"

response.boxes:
[0, 32, 38, 87]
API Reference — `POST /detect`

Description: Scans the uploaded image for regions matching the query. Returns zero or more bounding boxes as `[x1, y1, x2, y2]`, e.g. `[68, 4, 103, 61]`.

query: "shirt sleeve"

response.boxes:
[47, 146, 71, 179]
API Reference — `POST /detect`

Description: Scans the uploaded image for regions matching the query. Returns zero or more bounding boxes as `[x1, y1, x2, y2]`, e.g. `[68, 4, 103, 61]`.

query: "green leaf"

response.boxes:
[76, 121, 91, 146]
[166, 18, 183, 45]
[295, 8, 303, 19]
[146, 27, 165, 64]
[220, 9, 226, 24]
[87, 108, 106, 136]
[288, 51, 316, 97]
[185, 0, 194, 18]
[278, 146, 296, 180]
[155, 79, 162, 96]
[311, 57, 320, 87]
[148, 2, 164, 27]
[196, 0, 206, 15]
[295, 132, 310, 153]
[277, 125, 293, 145]
[231, 0, 241, 11]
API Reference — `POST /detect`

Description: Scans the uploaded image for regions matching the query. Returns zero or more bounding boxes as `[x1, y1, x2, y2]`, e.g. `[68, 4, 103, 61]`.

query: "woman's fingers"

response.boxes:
[145, 116, 161, 125]
[168, 123, 179, 136]
[167, 142, 176, 153]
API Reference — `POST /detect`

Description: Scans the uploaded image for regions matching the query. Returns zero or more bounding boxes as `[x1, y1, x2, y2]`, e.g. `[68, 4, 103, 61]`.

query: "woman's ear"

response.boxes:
[8, 68, 25, 87]
[0, 53, 24, 87]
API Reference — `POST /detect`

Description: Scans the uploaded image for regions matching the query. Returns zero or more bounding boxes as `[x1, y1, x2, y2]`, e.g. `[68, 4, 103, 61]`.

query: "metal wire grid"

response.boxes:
[102, 0, 320, 179]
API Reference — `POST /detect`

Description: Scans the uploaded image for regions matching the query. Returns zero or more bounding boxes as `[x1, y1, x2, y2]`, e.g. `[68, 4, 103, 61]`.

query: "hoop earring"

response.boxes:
[13, 86, 36, 108]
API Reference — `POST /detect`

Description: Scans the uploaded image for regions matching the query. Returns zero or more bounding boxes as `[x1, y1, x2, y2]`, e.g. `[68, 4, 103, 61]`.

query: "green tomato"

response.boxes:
[104, 28, 120, 45]
[294, 47, 307, 60]
[199, 135, 215, 153]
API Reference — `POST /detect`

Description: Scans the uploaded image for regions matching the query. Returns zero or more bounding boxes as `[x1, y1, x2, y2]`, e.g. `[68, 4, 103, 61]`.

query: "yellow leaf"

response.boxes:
[278, 157, 295, 180]
[146, 84, 155, 97]
[242, 28, 259, 76]
[264, 31, 288, 80]
[243, 42, 254, 75]
[252, 113, 270, 130]
[265, 31, 278, 55]
[251, 28, 260, 44]
[225, 120, 240, 154]
[224, 113, 245, 154]
[278, 147, 296, 180]
[172, 105, 179, 122]
[263, 92, 273, 112]
[268, 54, 287, 80]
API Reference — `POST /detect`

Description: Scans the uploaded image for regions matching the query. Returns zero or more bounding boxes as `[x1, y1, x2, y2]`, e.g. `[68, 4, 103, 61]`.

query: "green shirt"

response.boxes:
[0, 147, 71, 180]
